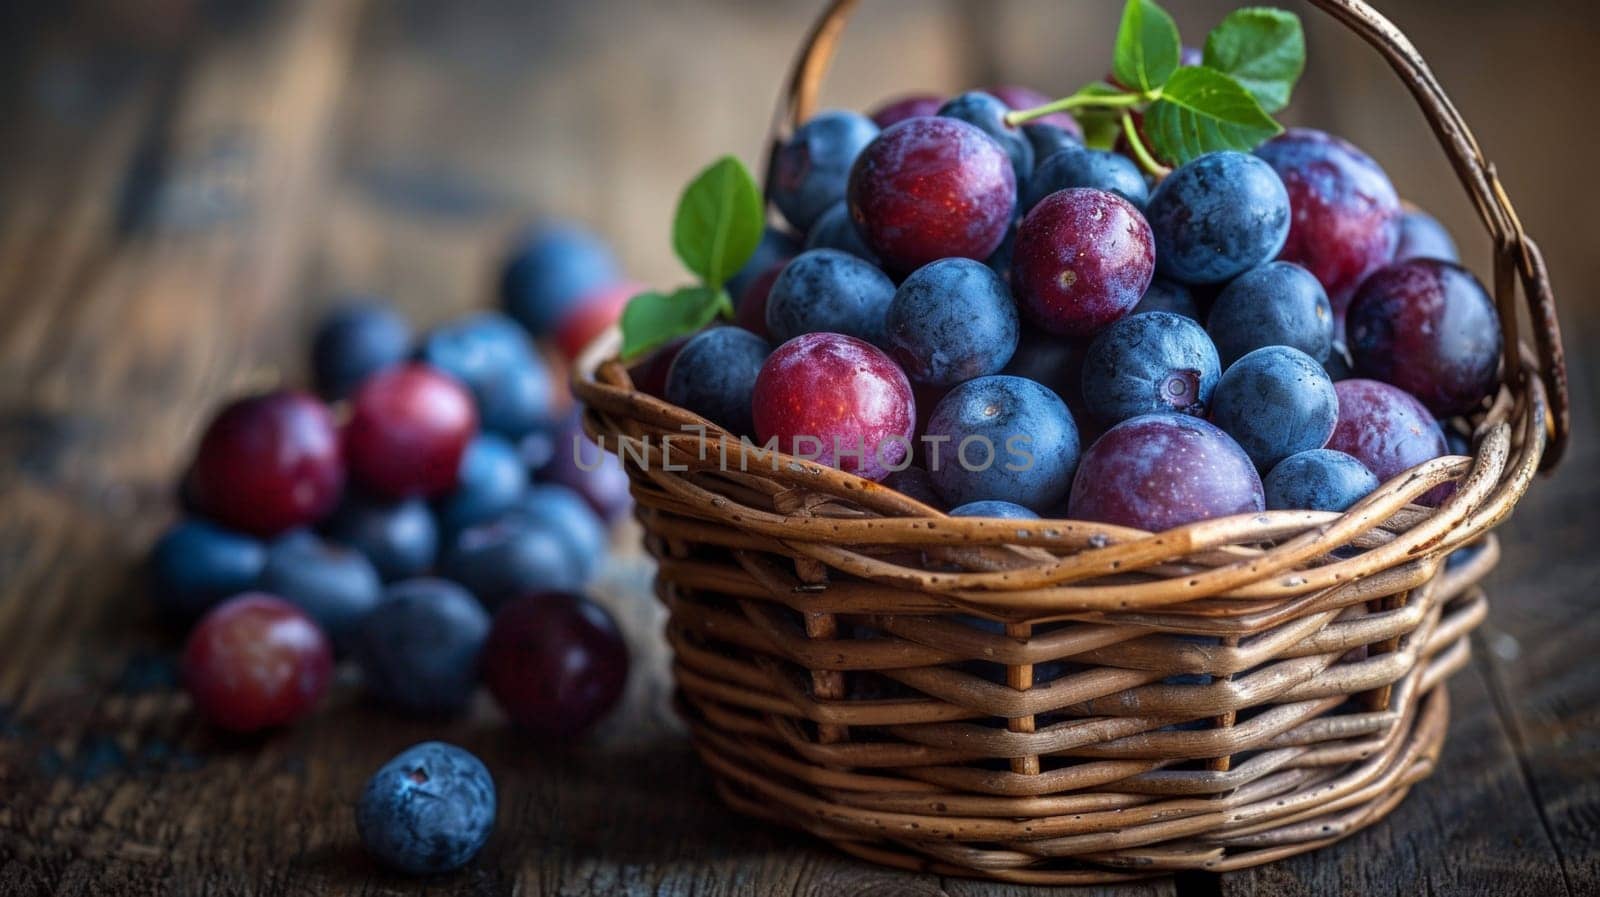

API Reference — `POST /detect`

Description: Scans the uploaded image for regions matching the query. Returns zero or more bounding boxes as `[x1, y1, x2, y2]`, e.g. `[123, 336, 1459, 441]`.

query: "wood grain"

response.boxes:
[0, 1, 1596, 895]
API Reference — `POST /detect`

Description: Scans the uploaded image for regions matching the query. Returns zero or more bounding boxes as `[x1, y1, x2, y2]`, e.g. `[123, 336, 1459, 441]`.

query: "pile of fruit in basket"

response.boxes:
[622, 0, 1495, 530]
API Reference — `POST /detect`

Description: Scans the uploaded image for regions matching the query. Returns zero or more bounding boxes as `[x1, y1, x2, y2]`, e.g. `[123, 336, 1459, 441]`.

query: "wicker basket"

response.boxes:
[571, 0, 1572, 884]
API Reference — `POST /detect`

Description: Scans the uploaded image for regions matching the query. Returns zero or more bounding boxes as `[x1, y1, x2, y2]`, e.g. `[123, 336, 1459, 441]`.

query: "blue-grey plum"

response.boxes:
[259, 531, 383, 645]
[352, 578, 489, 716]
[1263, 449, 1379, 512]
[441, 516, 583, 608]
[1081, 311, 1221, 424]
[950, 500, 1039, 519]
[1024, 146, 1148, 211]
[148, 519, 265, 617]
[1210, 346, 1339, 470]
[435, 435, 528, 534]
[938, 91, 1035, 181]
[664, 326, 770, 437]
[1206, 261, 1334, 366]
[765, 249, 895, 346]
[886, 258, 1019, 386]
[1147, 151, 1290, 285]
[356, 741, 495, 875]
[771, 110, 879, 232]
[924, 375, 1079, 512]
[500, 223, 619, 336]
[506, 484, 608, 584]
[311, 300, 411, 399]
[417, 312, 554, 438]
[324, 495, 439, 582]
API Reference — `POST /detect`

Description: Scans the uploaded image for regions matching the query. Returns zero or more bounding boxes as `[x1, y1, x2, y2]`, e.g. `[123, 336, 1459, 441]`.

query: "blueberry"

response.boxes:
[950, 500, 1039, 519]
[1147, 151, 1291, 285]
[352, 579, 489, 716]
[665, 326, 770, 436]
[925, 375, 1079, 512]
[1210, 346, 1339, 471]
[417, 312, 554, 438]
[726, 226, 801, 300]
[435, 435, 528, 535]
[324, 495, 439, 582]
[1024, 123, 1081, 162]
[1081, 312, 1221, 425]
[356, 741, 495, 875]
[882, 466, 943, 508]
[765, 249, 896, 346]
[1206, 261, 1333, 366]
[148, 519, 265, 617]
[506, 484, 609, 584]
[938, 92, 1034, 181]
[441, 516, 583, 608]
[1131, 278, 1199, 319]
[259, 532, 384, 644]
[1394, 208, 1459, 263]
[311, 301, 411, 399]
[770, 110, 879, 233]
[804, 201, 880, 264]
[500, 224, 620, 336]
[885, 258, 1019, 386]
[1024, 147, 1148, 212]
[1263, 449, 1379, 512]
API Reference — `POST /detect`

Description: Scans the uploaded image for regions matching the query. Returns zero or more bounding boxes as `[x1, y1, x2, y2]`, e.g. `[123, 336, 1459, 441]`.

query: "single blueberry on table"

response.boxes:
[1068, 414, 1264, 531]
[1206, 261, 1334, 366]
[500, 223, 619, 337]
[938, 91, 1035, 182]
[805, 201, 880, 265]
[441, 515, 584, 608]
[885, 258, 1019, 387]
[323, 494, 439, 583]
[726, 226, 801, 300]
[1081, 312, 1221, 425]
[1131, 278, 1199, 319]
[435, 434, 529, 535]
[1210, 346, 1340, 471]
[416, 312, 554, 439]
[665, 326, 771, 437]
[148, 519, 266, 617]
[259, 531, 384, 645]
[924, 375, 1079, 513]
[1147, 151, 1291, 285]
[1264, 449, 1379, 512]
[771, 110, 880, 233]
[950, 500, 1039, 519]
[765, 249, 896, 347]
[356, 741, 496, 875]
[311, 300, 411, 399]
[352, 579, 490, 717]
[1024, 147, 1148, 212]
[505, 484, 609, 585]
[1394, 207, 1459, 263]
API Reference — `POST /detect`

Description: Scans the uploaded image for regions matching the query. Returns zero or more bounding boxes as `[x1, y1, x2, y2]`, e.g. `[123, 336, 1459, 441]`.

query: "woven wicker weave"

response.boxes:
[570, 0, 1571, 883]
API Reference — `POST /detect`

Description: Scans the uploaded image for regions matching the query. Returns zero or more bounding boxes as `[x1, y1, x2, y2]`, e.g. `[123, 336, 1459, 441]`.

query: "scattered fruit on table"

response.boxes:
[182, 593, 333, 733]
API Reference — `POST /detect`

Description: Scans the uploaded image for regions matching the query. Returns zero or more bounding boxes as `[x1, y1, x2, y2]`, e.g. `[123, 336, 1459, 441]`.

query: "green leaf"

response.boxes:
[618, 285, 727, 360]
[1145, 66, 1283, 166]
[671, 156, 764, 290]
[1112, 0, 1182, 94]
[1202, 8, 1305, 113]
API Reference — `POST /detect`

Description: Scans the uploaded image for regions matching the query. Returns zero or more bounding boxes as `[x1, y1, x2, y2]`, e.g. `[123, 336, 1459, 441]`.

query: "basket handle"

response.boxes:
[769, 0, 1570, 469]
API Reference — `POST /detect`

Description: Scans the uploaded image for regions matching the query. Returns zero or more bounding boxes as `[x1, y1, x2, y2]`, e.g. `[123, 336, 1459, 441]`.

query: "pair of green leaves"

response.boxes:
[619, 156, 764, 359]
[1106, 0, 1304, 166]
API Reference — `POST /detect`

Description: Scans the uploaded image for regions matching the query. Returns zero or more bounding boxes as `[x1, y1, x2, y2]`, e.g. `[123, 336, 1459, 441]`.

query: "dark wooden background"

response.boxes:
[1, 1, 1596, 894]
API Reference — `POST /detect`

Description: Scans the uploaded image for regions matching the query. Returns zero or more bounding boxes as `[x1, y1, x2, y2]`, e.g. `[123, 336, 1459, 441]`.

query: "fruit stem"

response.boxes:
[1004, 88, 1144, 127]
[1121, 111, 1172, 180]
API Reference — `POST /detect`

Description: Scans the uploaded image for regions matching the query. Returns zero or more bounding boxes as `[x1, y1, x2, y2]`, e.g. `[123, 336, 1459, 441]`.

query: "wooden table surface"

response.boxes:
[3, 1, 1597, 894]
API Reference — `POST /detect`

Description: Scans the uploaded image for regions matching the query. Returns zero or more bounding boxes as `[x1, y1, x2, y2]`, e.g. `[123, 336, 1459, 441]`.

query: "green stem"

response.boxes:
[1003, 88, 1145, 127]
[1121, 111, 1171, 180]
